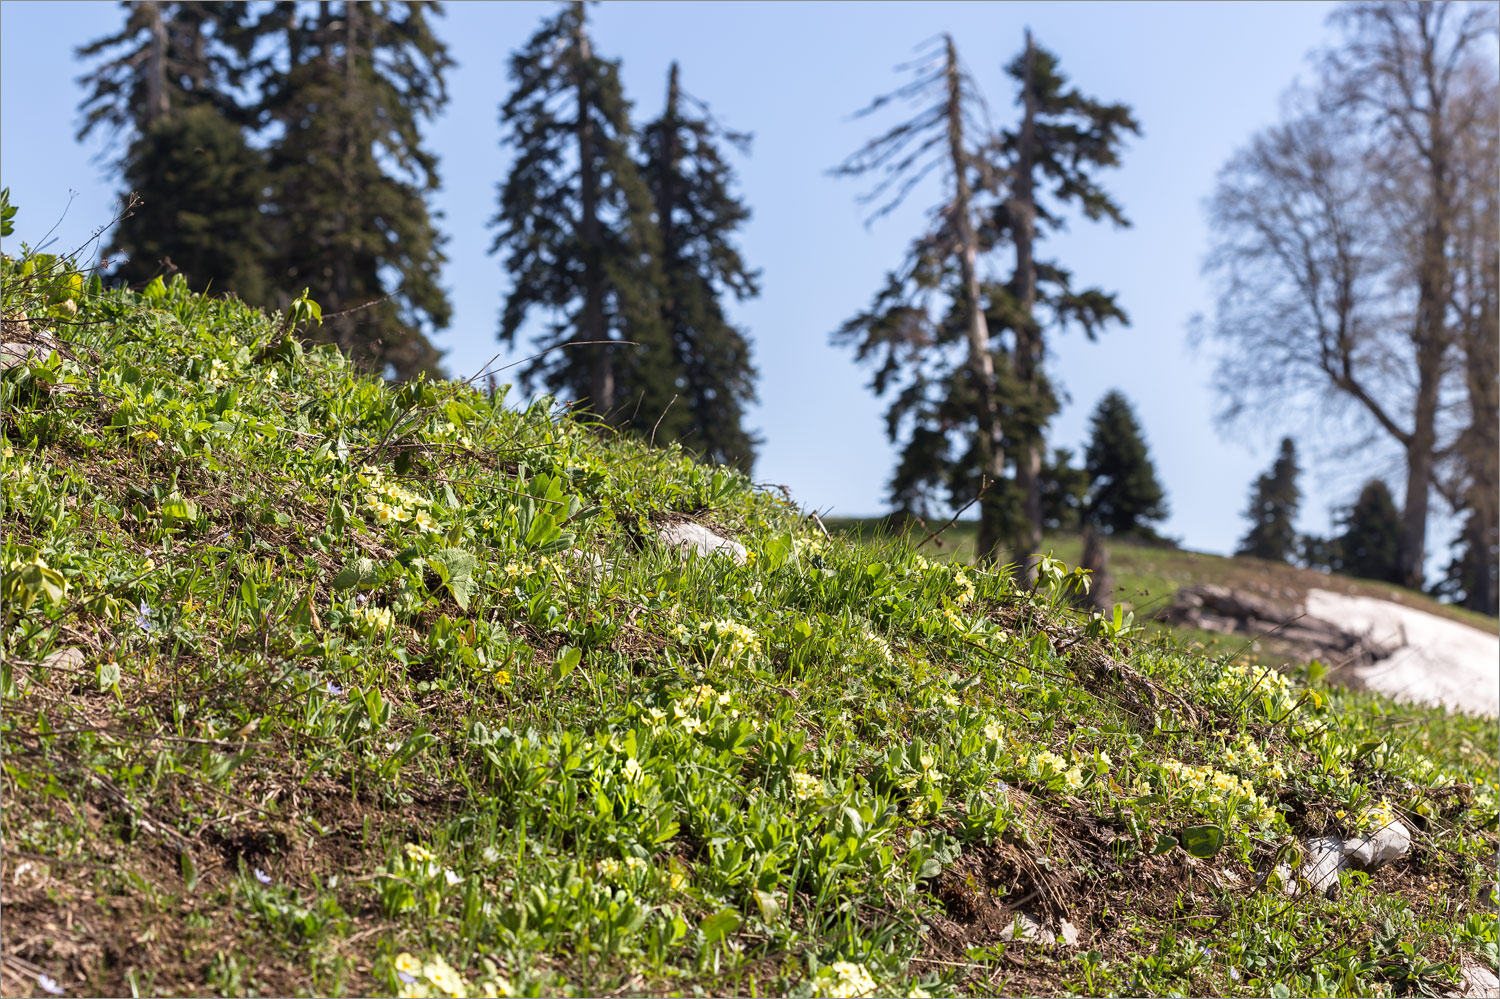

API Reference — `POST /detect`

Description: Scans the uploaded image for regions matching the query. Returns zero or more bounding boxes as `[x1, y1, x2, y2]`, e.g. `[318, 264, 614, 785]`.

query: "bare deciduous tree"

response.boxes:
[1204, 1, 1497, 593]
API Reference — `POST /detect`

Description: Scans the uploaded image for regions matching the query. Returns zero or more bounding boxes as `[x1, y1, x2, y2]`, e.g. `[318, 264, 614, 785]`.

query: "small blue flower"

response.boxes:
[254, 867, 271, 884]
[326, 680, 344, 696]
[397, 972, 416, 985]
[134, 599, 154, 631]
[1229, 967, 1241, 981]
[38, 974, 63, 996]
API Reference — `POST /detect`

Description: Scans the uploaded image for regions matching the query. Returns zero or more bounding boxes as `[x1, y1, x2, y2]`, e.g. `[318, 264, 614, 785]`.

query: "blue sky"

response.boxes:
[3, 0, 1429, 558]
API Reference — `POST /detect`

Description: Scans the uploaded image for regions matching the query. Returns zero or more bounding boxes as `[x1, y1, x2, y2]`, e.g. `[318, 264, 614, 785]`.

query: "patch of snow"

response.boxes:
[1304, 589, 1499, 717]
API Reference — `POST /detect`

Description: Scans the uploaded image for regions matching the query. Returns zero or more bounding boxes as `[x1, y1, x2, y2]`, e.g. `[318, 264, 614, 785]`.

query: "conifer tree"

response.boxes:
[491, 1, 669, 425]
[259, 0, 452, 378]
[76, 2, 270, 298]
[1038, 447, 1089, 532]
[1236, 437, 1301, 563]
[988, 31, 1137, 564]
[831, 35, 1011, 559]
[639, 62, 760, 470]
[1331, 479, 1402, 585]
[1083, 390, 1168, 537]
[834, 33, 1134, 565]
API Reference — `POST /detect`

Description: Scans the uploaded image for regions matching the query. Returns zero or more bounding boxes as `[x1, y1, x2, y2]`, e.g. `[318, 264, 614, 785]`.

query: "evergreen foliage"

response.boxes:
[1434, 512, 1500, 616]
[639, 62, 760, 470]
[1331, 479, 1403, 585]
[832, 33, 1133, 565]
[830, 35, 1013, 558]
[76, 2, 269, 297]
[110, 106, 273, 302]
[1236, 437, 1301, 563]
[986, 33, 1136, 561]
[78, 1, 453, 378]
[259, 0, 453, 378]
[1038, 447, 1089, 532]
[1083, 390, 1168, 536]
[490, 1, 669, 425]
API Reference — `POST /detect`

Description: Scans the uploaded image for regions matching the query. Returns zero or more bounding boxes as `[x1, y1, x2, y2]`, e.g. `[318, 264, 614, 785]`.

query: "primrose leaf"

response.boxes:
[427, 548, 477, 609]
[1151, 833, 1179, 855]
[96, 659, 121, 693]
[332, 557, 380, 591]
[1180, 824, 1224, 859]
[699, 909, 740, 944]
[553, 645, 582, 682]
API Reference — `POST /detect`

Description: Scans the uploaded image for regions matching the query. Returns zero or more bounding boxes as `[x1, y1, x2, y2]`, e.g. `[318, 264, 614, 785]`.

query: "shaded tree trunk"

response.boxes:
[574, 9, 612, 415]
[1010, 31, 1044, 574]
[942, 35, 1005, 566]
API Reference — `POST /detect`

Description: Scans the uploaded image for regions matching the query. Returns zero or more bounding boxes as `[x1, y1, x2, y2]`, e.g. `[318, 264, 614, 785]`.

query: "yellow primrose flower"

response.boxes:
[621, 758, 644, 783]
[404, 843, 435, 863]
[789, 770, 823, 801]
[414, 510, 440, 533]
[395, 953, 422, 976]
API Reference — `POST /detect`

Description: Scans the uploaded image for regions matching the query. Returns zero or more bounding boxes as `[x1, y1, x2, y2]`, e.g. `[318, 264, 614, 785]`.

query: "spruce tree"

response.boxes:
[833, 33, 1134, 565]
[831, 35, 1012, 558]
[490, 1, 669, 426]
[1330, 479, 1402, 585]
[988, 32, 1137, 565]
[1039, 447, 1089, 533]
[1434, 512, 1499, 616]
[638, 63, 760, 470]
[76, 2, 269, 298]
[1236, 437, 1301, 563]
[259, 0, 452, 378]
[1083, 390, 1168, 537]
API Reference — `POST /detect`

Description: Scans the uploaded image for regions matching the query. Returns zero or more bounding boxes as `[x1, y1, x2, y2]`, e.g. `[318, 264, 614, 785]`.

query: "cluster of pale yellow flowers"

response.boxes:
[1159, 757, 1278, 827]
[352, 604, 395, 635]
[359, 466, 440, 534]
[698, 618, 759, 659]
[392, 951, 512, 999]
[789, 770, 824, 801]
[596, 856, 648, 881]
[1217, 662, 1301, 716]
[811, 961, 879, 999]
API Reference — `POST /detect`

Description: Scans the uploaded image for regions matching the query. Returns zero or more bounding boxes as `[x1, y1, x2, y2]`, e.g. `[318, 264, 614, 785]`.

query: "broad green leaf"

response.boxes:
[427, 548, 478, 609]
[699, 909, 740, 944]
[332, 557, 379, 591]
[1180, 824, 1224, 859]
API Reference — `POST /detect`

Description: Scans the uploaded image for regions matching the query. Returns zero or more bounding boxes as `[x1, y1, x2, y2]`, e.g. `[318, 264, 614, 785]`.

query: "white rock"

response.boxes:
[999, 911, 1055, 945]
[1268, 836, 1349, 898]
[560, 548, 605, 574]
[1301, 836, 1349, 897]
[1058, 919, 1080, 947]
[1455, 953, 1499, 998]
[656, 522, 746, 564]
[41, 647, 86, 671]
[1344, 818, 1412, 870]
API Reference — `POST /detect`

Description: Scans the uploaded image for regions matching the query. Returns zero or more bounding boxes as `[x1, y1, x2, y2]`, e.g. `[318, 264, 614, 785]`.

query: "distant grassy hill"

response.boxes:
[2, 262, 1496, 997]
[827, 518, 1497, 654]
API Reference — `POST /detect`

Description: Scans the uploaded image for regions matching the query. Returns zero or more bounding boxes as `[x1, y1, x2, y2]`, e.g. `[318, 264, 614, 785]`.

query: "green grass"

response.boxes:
[2, 261, 1496, 998]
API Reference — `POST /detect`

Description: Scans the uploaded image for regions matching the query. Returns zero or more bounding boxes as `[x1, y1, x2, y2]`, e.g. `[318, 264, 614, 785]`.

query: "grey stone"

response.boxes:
[656, 522, 746, 564]
[999, 911, 1056, 945]
[1301, 836, 1349, 897]
[1058, 919, 1080, 947]
[1344, 819, 1412, 870]
[1454, 953, 1499, 998]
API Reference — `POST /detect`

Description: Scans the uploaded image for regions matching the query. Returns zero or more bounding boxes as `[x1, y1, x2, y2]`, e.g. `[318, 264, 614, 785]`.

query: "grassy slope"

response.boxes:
[2, 274, 1496, 999]
[828, 518, 1498, 657]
